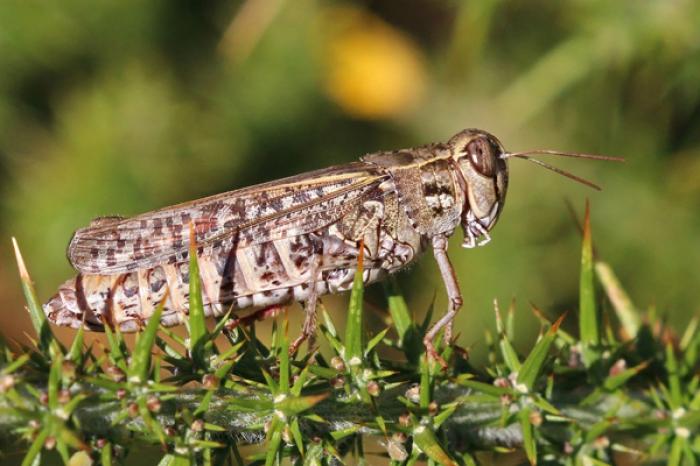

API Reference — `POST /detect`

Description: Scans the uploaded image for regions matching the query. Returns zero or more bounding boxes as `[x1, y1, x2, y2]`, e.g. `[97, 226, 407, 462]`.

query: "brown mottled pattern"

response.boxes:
[68, 163, 382, 274]
[44, 187, 428, 331]
[43, 129, 511, 332]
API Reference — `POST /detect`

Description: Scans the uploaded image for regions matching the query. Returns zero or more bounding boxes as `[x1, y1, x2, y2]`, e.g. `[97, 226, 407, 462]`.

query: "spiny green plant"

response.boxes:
[1, 205, 699, 465]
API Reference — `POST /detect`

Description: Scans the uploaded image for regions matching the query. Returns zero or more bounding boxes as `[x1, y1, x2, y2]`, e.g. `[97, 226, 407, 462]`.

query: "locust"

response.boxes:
[43, 128, 621, 364]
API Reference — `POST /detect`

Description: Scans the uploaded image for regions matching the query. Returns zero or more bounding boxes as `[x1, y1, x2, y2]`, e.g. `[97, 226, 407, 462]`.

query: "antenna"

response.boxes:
[501, 150, 624, 191]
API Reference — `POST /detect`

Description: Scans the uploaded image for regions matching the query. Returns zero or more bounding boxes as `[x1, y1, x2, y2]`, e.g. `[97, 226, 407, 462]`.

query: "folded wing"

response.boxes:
[68, 162, 389, 274]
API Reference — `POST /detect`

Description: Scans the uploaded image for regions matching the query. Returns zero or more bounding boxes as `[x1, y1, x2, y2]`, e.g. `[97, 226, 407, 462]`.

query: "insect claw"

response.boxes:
[288, 338, 303, 356]
[463, 219, 492, 248]
[424, 339, 449, 370]
[461, 230, 477, 248]
[475, 225, 492, 246]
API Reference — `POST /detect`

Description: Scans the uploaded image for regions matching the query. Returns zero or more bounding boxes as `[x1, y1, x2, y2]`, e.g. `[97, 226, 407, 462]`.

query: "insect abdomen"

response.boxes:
[43, 221, 420, 331]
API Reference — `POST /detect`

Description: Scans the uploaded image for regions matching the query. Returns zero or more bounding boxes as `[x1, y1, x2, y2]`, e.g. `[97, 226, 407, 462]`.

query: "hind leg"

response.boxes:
[290, 250, 322, 354]
[290, 294, 318, 354]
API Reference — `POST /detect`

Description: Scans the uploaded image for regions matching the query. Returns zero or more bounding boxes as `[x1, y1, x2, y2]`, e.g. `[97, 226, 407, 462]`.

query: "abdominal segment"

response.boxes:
[43, 233, 394, 332]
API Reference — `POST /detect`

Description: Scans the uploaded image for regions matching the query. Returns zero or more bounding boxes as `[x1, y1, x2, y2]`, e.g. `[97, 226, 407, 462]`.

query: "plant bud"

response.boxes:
[568, 347, 584, 369]
[428, 401, 439, 416]
[500, 394, 513, 406]
[44, 436, 56, 450]
[127, 403, 139, 418]
[202, 374, 219, 390]
[281, 426, 293, 444]
[493, 377, 510, 388]
[61, 361, 77, 380]
[405, 384, 420, 403]
[190, 419, 204, 432]
[366, 381, 381, 397]
[529, 410, 543, 426]
[330, 356, 346, 372]
[146, 396, 161, 413]
[0, 375, 15, 393]
[593, 436, 610, 449]
[608, 359, 627, 377]
[105, 365, 126, 382]
[58, 389, 71, 404]
[330, 375, 345, 389]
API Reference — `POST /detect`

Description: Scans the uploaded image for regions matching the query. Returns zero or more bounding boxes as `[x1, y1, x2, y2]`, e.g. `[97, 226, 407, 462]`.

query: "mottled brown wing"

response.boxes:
[68, 162, 389, 274]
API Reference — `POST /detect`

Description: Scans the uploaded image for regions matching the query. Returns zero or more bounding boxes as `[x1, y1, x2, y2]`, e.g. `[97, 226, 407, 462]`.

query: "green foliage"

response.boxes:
[187, 225, 208, 367]
[2, 210, 700, 465]
[12, 238, 60, 356]
[579, 201, 599, 363]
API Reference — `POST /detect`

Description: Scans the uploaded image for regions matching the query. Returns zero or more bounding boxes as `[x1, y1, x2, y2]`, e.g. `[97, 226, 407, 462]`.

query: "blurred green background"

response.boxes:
[1, 0, 699, 361]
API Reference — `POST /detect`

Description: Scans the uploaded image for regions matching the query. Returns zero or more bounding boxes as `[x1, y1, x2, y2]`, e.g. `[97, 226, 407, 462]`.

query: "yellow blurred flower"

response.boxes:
[320, 6, 426, 120]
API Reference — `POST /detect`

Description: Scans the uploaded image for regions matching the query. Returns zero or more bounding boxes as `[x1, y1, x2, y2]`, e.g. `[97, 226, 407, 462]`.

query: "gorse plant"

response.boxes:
[1, 205, 699, 465]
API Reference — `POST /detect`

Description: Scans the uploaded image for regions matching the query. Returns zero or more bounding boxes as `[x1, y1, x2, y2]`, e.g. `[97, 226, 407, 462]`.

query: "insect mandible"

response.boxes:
[43, 128, 622, 365]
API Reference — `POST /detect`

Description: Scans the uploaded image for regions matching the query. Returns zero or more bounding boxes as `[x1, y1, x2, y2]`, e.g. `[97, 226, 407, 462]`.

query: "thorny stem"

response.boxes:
[0, 383, 650, 451]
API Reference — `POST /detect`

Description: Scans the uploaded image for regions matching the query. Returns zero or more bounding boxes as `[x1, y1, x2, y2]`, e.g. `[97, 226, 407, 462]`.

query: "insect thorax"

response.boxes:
[361, 145, 465, 238]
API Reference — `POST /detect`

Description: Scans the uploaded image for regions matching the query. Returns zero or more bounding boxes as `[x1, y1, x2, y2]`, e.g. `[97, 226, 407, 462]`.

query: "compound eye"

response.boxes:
[465, 137, 497, 177]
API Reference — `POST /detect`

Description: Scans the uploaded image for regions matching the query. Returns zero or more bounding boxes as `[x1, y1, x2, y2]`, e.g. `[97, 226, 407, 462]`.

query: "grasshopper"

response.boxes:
[43, 128, 621, 364]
